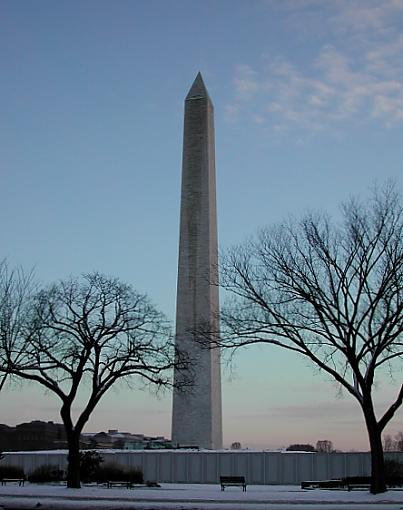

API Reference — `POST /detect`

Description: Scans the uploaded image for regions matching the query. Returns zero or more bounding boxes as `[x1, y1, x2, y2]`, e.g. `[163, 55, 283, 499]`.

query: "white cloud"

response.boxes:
[252, 114, 265, 124]
[226, 1, 403, 132]
[329, 0, 403, 34]
[224, 103, 240, 123]
[234, 64, 259, 99]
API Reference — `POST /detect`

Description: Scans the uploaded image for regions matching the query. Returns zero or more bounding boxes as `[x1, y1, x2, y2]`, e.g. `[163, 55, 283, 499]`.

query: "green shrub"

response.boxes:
[80, 450, 103, 483]
[0, 465, 25, 479]
[28, 464, 64, 483]
[94, 463, 143, 484]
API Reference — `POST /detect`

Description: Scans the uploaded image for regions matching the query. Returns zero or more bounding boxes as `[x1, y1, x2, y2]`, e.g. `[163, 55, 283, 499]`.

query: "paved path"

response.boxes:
[1, 483, 403, 510]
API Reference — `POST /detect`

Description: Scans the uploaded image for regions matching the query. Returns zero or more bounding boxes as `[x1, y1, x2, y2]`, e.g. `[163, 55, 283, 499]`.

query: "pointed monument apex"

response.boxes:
[186, 72, 210, 101]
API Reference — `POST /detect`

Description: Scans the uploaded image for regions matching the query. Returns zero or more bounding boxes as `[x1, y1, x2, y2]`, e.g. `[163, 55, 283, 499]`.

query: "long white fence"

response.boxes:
[3, 450, 403, 484]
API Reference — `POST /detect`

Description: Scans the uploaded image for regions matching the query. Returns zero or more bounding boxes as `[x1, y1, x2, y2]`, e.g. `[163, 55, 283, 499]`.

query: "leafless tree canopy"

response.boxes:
[383, 431, 403, 452]
[0, 260, 35, 391]
[0, 271, 190, 487]
[316, 439, 334, 453]
[220, 186, 402, 413]
[216, 184, 402, 493]
[3, 272, 184, 400]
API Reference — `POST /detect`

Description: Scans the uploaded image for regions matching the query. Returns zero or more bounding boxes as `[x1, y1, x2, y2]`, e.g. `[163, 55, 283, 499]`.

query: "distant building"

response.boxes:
[286, 443, 316, 452]
[82, 430, 172, 450]
[0, 424, 15, 451]
[0, 421, 67, 451]
[0, 422, 171, 451]
[90, 431, 114, 449]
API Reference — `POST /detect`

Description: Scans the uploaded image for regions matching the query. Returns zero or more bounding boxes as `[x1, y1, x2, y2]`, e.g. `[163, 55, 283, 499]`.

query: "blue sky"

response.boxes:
[1, 0, 402, 450]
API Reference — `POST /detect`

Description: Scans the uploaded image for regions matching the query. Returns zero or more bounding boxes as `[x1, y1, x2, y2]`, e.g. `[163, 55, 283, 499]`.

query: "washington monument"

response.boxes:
[171, 73, 223, 449]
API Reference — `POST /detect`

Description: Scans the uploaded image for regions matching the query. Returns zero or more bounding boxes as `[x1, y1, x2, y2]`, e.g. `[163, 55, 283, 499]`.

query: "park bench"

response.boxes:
[220, 475, 247, 491]
[345, 476, 403, 490]
[301, 479, 343, 490]
[102, 480, 161, 489]
[1, 478, 25, 486]
[346, 475, 403, 490]
[386, 476, 403, 488]
[302, 475, 403, 492]
[343, 476, 371, 491]
[106, 480, 133, 489]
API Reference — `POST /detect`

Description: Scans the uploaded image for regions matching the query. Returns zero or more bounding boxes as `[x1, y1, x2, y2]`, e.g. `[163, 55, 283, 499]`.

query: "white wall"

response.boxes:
[3, 450, 403, 484]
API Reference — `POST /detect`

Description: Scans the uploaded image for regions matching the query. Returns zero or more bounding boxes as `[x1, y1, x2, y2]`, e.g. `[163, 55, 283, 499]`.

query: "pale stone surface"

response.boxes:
[171, 73, 223, 449]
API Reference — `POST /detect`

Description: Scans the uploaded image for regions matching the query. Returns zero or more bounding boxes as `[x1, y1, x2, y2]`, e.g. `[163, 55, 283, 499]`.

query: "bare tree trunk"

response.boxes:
[363, 402, 386, 494]
[61, 404, 82, 489]
[66, 430, 81, 488]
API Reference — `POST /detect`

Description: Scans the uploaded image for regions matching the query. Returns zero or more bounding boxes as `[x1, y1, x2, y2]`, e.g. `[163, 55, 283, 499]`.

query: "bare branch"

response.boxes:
[214, 183, 402, 493]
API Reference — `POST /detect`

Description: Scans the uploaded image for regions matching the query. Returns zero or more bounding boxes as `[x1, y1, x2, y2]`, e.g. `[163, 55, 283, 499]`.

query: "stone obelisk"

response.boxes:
[171, 73, 222, 449]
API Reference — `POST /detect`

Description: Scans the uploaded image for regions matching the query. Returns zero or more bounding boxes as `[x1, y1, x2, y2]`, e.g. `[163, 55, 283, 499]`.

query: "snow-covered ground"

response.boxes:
[1, 483, 403, 510]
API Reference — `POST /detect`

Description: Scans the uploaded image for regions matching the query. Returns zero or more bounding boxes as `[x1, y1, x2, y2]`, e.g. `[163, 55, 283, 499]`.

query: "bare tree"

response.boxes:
[383, 431, 403, 451]
[316, 440, 334, 453]
[0, 260, 35, 391]
[0, 272, 189, 488]
[383, 434, 394, 452]
[212, 185, 402, 494]
[394, 431, 403, 451]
